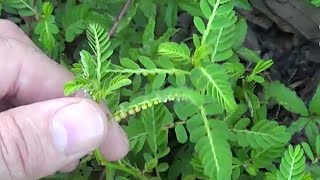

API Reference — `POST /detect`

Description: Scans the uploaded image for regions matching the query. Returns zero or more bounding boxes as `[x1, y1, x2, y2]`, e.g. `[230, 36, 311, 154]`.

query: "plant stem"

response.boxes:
[105, 68, 190, 75]
[21, 0, 38, 19]
[201, 0, 220, 45]
[104, 161, 149, 180]
[108, 0, 133, 37]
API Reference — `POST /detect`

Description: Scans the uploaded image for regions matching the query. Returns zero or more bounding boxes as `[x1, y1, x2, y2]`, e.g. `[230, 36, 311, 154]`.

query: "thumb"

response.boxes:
[0, 97, 107, 180]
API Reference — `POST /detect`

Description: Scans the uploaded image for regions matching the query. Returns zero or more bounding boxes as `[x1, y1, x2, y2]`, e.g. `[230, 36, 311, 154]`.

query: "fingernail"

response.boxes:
[51, 102, 105, 155]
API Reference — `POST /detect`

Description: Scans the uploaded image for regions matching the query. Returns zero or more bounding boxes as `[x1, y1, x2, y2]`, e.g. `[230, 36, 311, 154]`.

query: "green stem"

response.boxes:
[94, 149, 105, 165]
[210, 28, 223, 62]
[201, 0, 220, 45]
[105, 68, 190, 76]
[104, 161, 149, 180]
[21, 0, 38, 17]
[92, 27, 102, 86]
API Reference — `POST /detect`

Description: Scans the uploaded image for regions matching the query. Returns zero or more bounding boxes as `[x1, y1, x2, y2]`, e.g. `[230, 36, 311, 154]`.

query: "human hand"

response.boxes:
[0, 19, 129, 180]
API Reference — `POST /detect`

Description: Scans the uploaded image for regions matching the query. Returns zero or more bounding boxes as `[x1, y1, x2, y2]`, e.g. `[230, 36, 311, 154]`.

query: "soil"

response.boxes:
[250, 22, 320, 101]
[234, 0, 320, 146]
[164, 0, 320, 133]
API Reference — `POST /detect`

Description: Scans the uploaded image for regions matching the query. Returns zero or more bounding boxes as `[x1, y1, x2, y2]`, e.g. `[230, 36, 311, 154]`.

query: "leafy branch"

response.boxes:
[108, 0, 134, 37]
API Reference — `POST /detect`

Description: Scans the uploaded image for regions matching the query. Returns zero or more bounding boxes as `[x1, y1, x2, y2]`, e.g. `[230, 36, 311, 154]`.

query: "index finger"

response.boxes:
[0, 22, 74, 105]
[0, 19, 39, 48]
[0, 19, 130, 162]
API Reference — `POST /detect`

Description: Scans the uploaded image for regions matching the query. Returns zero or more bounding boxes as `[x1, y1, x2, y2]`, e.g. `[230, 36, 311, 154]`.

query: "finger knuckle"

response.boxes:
[0, 111, 30, 179]
[0, 37, 14, 50]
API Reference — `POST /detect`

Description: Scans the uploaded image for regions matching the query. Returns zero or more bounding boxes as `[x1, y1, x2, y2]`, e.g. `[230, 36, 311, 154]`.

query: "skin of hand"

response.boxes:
[0, 19, 129, 180]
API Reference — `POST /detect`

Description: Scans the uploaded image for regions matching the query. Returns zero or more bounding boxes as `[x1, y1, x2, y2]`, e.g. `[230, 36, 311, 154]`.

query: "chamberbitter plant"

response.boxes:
[311, 0, 320, 7]
[2, 0, 320, 179]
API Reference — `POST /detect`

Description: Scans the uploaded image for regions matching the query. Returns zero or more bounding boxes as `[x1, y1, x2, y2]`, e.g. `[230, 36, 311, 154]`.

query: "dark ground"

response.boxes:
[232, 1, 320, 146]
[238, 0, 320, 104]
[152, 0, 320, 130]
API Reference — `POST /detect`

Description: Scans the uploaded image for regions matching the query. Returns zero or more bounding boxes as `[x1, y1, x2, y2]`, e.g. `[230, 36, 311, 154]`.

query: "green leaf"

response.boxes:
[85, 23, 113, 89]
[207, 12, 237, 62]
[64, 80, 87, 96]
[256, 104, 267, 121]
[301, 142, 315, 162]
[178, 0, 202, 17]
[200, 0, 211, 18]
[244, 164, 257, 176]
[223, 61, 245, 78]
[64, 20, 86, 43]
[233, 118, 250, 130]
[115, 177, 129, 180]
[107, 75, 132, 92]
[116, 2, 138, 33]
[86, 23, 113, 63]
[248, 75, 264, 84]
[139, 56, 156, 69]
[189, 156, 210, 179]
[264, 172, 278, 180]
[316, 135, 320, 156]
[245, 90, 260, 118]
[311, 0, 320, 7]
[152, 74, 166, 89]
[264, 81, 309, 116]
[157, 147, 170, 159]
[164, 0, 178, 28]
[236, 47, 262, 63]
[187, 110, 233, 180]
[287, 117, 309, 135]
[145, 159, 158, 172]
[158, 163, 169, 172]
[175, 124, 188, 144]
[122, 118, 146, 153]
[120, 58, 140, 70]
[232, 119, 291, 149]
[232, 166, 241, 180]
[61, 0, 89, 42]
[158, 42, 191, 62]
[114, 87, 204, 121]
[143, 17, 155, 45]
[204, 100, 224, 116]
[34, 15, 59, 52]
[232, 0, 253, 10]
[175, 73, 186, 87]
[132, 135, 147, 154]
[251, 146, 284, 168]
[78, 50, 95, 78]
[305, 122, 319, 149]
[309, 85, 320, 115]
[250, 60, 274, 76]
[232, 18, 247, 50]
[158, 57, 174, 69]
[141, 105, 170, 153]
[277, 145, 306, 180]
[191, 63, 237, 112]
[224, 103, 248, 127]
[174, 101, 198, 120]
[42, 2, 53, 16]
[194, 16, 205, 34]
[139, 0, 156, 18]
[3, 0, 37, 16]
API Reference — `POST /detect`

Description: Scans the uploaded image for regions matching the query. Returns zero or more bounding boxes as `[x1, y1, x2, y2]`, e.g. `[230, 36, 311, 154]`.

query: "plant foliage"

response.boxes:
[3, 0, 320, 179]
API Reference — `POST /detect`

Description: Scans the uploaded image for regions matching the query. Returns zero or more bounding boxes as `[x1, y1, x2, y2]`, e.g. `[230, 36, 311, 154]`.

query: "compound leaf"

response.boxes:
[187, 110, 232, 180]
[191, 63, 237, 112]
[264, 81, 309, 116]
[277, 145, 306, 180]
